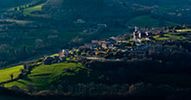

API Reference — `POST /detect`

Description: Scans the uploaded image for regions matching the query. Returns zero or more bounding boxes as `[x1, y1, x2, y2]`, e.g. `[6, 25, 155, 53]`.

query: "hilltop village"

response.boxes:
[0, 26, 191, 97]
[0, 25, 188, 80]
[2, 26, 178, 82]
[42, 26, 191, 65]
[1, 0, 191, 98]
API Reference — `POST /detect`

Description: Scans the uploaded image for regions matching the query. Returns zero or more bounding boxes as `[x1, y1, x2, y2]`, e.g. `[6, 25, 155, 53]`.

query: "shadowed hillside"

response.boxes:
[1, 0, 191, 100]
[0, 0, 33, 9]
[0, 0, 191, 68]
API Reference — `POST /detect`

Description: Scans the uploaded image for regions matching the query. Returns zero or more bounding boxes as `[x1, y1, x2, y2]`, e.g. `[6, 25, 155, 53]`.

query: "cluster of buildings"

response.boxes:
[133, 26, 152, 42]
[43, 33, 131, 64]
[43, 48, 80, 65]
[44, 27, 156, 64]
[132, 26, 170, 43]
[43, 26, 187, 65]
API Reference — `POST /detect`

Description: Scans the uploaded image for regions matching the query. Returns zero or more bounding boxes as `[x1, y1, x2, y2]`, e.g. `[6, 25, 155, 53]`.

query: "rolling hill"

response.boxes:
[0, 0, 191, 68]
[0, 0, 191, 99]
[0, 62, 89, 91]
[1, 28, 191, 99]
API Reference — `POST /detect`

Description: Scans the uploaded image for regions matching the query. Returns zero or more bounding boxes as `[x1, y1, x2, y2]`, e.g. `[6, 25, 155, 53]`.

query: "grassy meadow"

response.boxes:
[153, 33, 186, 41]
[2, 62, 87, 91]
[0, 65, 23, 83]
[23, 4, 44, 16]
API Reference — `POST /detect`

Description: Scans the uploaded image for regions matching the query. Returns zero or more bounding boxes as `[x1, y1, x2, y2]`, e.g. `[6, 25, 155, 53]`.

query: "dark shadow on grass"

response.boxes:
[30, 73, 51, 77]
[16, 80, 28, 85]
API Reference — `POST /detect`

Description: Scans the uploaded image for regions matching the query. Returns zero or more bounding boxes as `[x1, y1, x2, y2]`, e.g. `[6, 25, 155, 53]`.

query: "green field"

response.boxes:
[23, 4, 44, 16]
[3, 62, 87, 91]
[176, 29, 191, 32]
[153, 33, 186, 41]
[0, 65, 23, 83]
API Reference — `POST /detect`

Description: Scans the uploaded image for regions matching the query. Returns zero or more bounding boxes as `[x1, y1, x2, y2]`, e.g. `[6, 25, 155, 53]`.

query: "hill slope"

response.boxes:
[1, 0, 191, 68]
[3, 62, 89, 91]
[1, 28, 191, 98]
